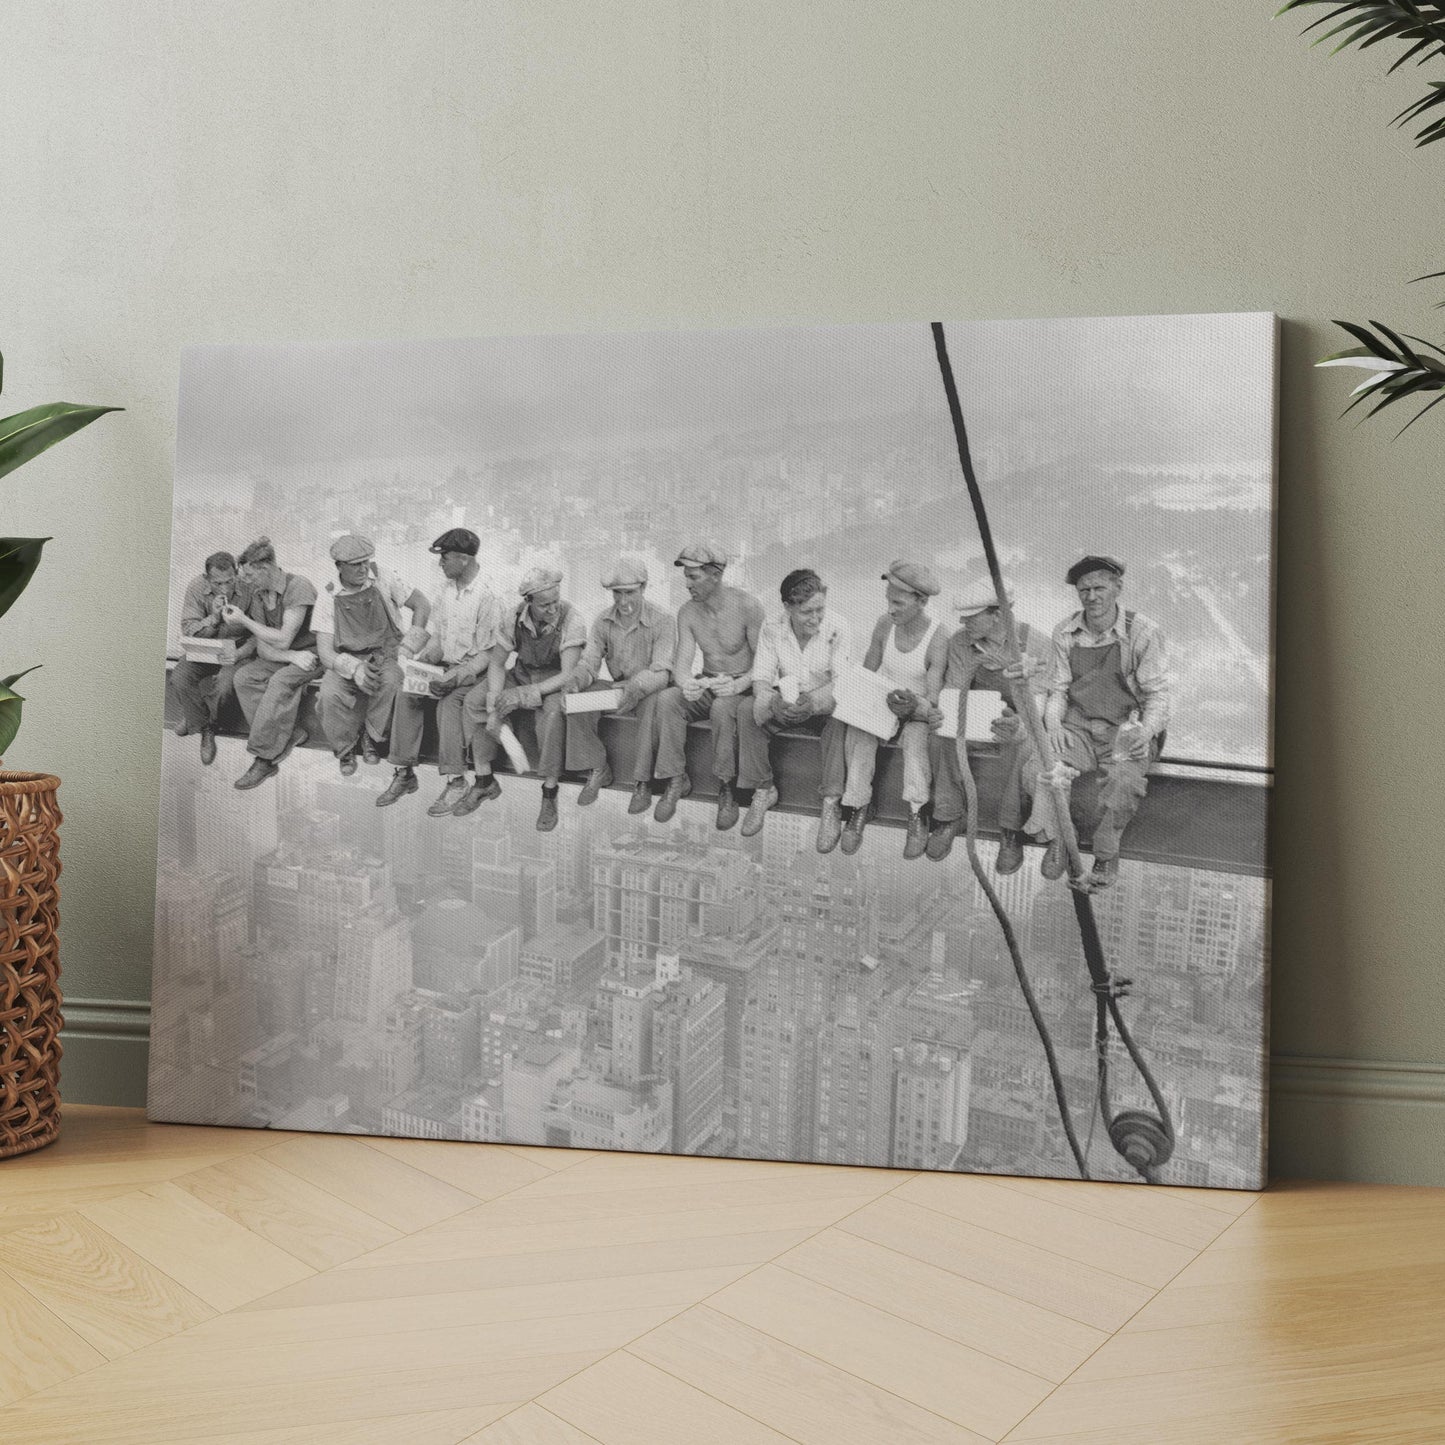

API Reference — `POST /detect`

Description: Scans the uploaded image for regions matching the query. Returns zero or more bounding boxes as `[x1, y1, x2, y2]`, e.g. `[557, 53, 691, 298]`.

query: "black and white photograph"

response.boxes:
[151, 315, 1275, 1189]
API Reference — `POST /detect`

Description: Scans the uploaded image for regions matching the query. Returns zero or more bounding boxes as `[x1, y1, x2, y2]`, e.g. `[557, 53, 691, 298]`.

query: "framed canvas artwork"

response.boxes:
[150, 314, 1275, 1189]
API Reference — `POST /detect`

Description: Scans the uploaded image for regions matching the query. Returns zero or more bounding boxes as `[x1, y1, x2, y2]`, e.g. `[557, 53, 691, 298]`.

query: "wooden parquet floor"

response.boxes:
[0, 1107, 1442, 1444]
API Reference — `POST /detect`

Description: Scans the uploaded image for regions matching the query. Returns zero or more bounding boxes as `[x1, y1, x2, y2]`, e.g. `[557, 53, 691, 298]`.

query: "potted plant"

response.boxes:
[1, 350, 119, 1157]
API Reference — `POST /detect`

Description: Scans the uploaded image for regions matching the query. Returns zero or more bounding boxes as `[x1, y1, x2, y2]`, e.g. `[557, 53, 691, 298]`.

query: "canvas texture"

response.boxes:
[150, 316, 1275, 1190]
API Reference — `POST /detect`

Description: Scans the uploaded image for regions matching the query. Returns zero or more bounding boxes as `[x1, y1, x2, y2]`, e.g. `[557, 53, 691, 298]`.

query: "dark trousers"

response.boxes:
[1020, 719, 1159, 859]
[564, 683, 663, 782]
[737, 705, 835, 792]
[390, 687, 469, 775]
[318, 658, 401, 758]
[655, 688, 744, 782]
[172, 659, 236, 735]
[930, 732, 1028, 830]
[234, 657, 314, 762]
[464, 670, 566, 780]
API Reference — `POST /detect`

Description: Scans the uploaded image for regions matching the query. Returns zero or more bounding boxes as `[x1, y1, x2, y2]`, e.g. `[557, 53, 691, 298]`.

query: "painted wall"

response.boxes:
[6, 1, 1444, 1183]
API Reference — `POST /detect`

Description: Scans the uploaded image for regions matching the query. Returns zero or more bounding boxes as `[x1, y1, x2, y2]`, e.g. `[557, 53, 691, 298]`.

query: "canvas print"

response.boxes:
[151, 315, 1275, 1189]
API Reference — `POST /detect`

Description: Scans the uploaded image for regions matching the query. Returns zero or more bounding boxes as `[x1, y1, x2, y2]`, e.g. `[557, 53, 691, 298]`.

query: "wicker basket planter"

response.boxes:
[0, 771, 63, 1159]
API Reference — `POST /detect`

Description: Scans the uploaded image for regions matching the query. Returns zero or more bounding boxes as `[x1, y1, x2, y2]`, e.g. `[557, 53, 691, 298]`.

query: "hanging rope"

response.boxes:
[930, 322, 1175, 1183]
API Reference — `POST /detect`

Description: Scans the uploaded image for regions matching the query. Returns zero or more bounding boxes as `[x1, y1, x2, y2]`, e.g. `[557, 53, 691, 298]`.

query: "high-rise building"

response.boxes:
[154, 862, 249, 985]
[418, 992, 481, 1082]
[891, 1040, 971, 1169]
[333, 909, 413, 1031]
[473, 835, 557, 942]
[501, 1037, 579, 1145]
[591, 834, 760, 966]
[519, 922, 608, 997]
[652, 956, 726, 1155]
[812, 993, 903, 1166]
[254, 846, 395, 953]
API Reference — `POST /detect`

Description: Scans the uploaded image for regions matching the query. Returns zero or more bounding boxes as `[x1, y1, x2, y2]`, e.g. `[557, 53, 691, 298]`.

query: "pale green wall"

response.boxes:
[6, 2, 1444, 1183]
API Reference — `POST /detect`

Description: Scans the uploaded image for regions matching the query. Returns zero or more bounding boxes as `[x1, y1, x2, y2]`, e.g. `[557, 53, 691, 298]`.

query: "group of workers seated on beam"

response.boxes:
[172, 530, 1169, 887]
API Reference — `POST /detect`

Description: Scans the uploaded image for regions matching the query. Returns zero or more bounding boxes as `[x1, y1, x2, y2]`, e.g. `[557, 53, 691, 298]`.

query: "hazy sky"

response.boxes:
[176, 313, 1275, 478]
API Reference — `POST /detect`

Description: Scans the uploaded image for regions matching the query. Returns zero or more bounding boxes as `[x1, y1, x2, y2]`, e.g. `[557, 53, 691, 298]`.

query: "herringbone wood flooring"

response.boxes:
[0, 1107, 1441, 1443]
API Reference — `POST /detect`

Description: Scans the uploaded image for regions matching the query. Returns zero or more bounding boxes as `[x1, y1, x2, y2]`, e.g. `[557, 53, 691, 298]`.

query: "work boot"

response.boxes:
[654, 773, 691, 823]
[578, 765, 613, 806]
[427, 777, 469, 817]
[1040, 838, 1066, 880]
[816, 797, 843, 854]
[1091, 855, 1119, 890]
[277, 726, 309, 763]
[903, 808, 930, 861]
[338, 751, 358, 778]
[451, 775, 501, 816]
[715, 782, 740, 832]
[363, 737, 381, 766]
[234, 757, 278, 791]
[840, 803, 871, 856]
[199, 728, 217, 767]
[537, 786, 560, 832]
[926, 817, 960, 862]
[376, 767, 418, 807]
[995, 830, 1025, 876]
[741, 783, 778, 838]
[627, 781, 653, 815]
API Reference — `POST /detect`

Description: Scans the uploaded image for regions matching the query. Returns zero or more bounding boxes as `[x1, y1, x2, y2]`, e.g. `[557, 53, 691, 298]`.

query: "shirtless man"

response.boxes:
[651, 542, 765, 829]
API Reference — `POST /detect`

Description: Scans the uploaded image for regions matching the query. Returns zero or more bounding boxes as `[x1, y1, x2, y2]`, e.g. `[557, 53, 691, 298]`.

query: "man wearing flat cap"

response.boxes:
[561, 555, 677, 812]
[1019, 554, 1171, 888]
[824, 560, 949, 859]
[925, 581, 1049, 866]
[378, 528, 502, 815]
[314, 534, 430, 778]
[650, 542, 765, 830]
[464, 564, 587, 830]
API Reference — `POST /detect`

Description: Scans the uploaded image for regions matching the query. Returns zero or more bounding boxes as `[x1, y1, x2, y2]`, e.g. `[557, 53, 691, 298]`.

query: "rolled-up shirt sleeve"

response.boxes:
[751, 622, 781, 689]
[646, 612, 676, 683]
[1045, 623, 1074, 711]
[572, 615, 608, 690]
[1131, 621, 1171, 738]
[180, 577, 216, 638]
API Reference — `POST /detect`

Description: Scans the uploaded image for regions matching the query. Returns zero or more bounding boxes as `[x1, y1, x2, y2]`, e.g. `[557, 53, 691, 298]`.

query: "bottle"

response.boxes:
[1112, 719, 1143, 762]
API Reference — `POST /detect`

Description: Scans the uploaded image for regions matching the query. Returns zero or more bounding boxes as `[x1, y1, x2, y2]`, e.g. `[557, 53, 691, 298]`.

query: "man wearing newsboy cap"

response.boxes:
[822, 560, 948, 859]
[314, 534, 430, 778]
[560, 555, 677, 812]
[463, 563, 587, 831]
[924, 580, 1050, 867]
[1018, 554, 1171, 889]
[377, 528, 503, 816]
[649, 542, 765, 830]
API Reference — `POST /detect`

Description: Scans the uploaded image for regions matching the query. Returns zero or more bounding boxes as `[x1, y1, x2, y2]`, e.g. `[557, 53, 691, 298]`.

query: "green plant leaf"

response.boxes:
[0, 537, 49, 623]
[0, 677, 27, 755]
[0, 401, 122, 485]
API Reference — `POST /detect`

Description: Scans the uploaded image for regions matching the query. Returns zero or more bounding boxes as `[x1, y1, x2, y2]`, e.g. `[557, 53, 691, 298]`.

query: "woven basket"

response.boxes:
[0, 771, 63, 1159]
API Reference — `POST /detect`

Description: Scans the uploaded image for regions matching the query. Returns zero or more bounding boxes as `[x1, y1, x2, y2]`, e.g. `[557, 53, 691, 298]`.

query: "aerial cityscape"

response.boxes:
[153, 319, 1273, 1187]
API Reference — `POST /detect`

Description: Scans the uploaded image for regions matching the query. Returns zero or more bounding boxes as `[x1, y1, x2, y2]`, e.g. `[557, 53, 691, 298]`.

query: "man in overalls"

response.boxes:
[925, 581, 1050, 866]
[1020, 555, 1171, 889]
[314, 535, 430, 777]
[465, 565, 587, 831]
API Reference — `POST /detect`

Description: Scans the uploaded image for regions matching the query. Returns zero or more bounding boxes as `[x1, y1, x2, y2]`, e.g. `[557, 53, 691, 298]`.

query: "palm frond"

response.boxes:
[1318, 319, 1445, 429]
[1279, 2, 1445, 142]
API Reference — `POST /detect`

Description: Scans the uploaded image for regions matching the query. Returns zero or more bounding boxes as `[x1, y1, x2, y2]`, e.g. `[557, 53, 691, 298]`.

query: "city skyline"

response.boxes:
[153, 317, 1274, 1189]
